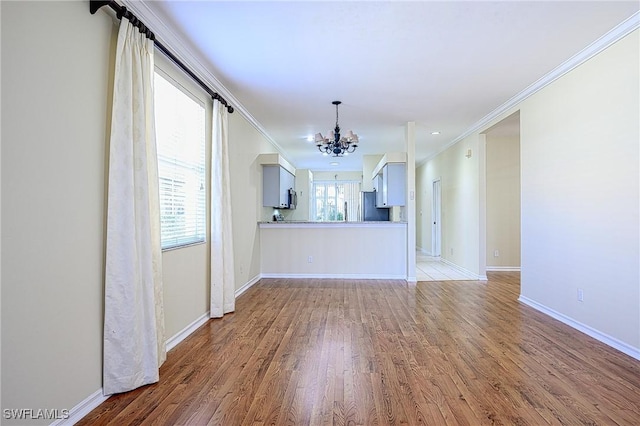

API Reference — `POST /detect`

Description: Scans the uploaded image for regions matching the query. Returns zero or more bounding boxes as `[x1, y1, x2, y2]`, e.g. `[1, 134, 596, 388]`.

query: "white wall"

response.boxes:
[519, 30, 639, 350]
[1, 0, 279, 420]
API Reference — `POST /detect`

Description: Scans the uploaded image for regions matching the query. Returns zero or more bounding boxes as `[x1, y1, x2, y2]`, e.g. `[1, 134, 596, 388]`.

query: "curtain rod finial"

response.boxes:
[90, 0, 112, 14]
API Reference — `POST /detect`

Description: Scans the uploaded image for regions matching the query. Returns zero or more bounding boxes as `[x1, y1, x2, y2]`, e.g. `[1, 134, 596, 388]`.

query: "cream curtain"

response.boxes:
[103, 18, 166, 395]
[210, 100, 236, 318]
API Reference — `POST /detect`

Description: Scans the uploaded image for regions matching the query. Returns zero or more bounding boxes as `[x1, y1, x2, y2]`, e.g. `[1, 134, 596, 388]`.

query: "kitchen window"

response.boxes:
[154, 69, 206, 250]
[313, 181, 361, 222]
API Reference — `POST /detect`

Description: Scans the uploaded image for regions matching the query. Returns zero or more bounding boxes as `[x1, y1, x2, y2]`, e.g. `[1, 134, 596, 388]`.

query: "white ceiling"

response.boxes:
[143, 1, 638, 171]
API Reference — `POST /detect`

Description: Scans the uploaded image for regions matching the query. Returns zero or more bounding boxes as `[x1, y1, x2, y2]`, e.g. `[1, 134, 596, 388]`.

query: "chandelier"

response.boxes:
[315, 101, 359, 157]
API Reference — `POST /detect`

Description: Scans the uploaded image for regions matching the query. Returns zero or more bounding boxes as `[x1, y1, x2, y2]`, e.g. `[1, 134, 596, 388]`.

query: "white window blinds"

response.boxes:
[313, 181, 361, 222]
[154, 71, 206, 250]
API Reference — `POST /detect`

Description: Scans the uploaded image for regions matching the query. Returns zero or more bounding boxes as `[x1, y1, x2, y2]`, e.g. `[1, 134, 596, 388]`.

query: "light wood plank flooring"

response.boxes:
[78, 273, 640, 425]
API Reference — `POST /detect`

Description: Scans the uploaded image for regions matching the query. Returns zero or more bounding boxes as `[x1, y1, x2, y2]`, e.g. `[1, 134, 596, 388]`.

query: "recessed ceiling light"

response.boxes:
[330, 162, 339, 166]
[431, 131, 441, 135]
[306, 135, 314, 142]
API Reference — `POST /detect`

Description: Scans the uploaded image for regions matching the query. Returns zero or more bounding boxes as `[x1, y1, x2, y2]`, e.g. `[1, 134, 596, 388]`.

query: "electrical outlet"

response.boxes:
[308, 256, 313, 263]
[577, 288, 584, 302]
[450, 248, 453, 255]
[494, 250, 500, 257]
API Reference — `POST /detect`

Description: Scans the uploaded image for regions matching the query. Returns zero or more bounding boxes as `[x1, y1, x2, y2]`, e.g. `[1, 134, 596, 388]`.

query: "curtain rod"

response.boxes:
[90, 0, 234, 113]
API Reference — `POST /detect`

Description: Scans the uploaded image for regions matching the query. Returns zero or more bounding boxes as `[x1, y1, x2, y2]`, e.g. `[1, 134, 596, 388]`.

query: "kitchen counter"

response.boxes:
[259, 221, 406, 228]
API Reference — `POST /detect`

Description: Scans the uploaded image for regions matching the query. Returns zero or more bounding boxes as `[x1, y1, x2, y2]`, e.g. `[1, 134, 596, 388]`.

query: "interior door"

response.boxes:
[432, 179, 442, 257]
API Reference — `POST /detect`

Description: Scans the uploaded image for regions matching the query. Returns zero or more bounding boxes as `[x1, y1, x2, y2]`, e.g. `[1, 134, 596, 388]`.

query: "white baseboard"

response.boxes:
[260, 273, 407, 280]
[518, 295, 640, 361]
[166, 312, 210, 352]
[235, 273, 261, 298]
[486, 266, 521, 272]
[50, 389, 109, 426]
[416, 246, 432, 256]
[440, 259, 487, 281]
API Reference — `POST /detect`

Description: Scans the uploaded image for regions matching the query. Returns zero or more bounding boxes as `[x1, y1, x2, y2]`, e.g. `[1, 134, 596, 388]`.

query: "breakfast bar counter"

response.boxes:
[258, 221, 407, 279]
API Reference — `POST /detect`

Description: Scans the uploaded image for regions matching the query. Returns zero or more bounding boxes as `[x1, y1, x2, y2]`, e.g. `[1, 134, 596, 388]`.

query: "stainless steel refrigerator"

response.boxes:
[361, 191, 389, 221]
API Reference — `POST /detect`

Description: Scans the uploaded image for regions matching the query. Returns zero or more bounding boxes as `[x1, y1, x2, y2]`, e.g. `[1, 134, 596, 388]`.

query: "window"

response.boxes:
[313, 181, 361, 221]
[154, 70, 206, 250]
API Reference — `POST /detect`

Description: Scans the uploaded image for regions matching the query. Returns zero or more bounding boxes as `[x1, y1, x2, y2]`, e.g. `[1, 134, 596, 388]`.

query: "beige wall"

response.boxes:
[227, 113, 275, 287]
[312, 171, 362, 181]
[1, 0, 278, 420]
[519, 30, 639, 349]
[288, 169, 313, 221]
[416, 134, 484, 277]
[362, 154, 383, 192]
[485, 132, 521, 269]
[2, 1, 113, 421]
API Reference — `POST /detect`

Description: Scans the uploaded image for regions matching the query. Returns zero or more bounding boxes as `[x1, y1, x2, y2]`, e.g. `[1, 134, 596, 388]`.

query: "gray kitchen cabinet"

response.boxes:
[376, 163, 406, 207]
[263, 165, 295, 208]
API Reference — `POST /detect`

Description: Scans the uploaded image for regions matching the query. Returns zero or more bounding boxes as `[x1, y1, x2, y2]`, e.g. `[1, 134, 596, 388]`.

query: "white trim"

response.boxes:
[260, 273, 408, 280]
[49, 389, 109, 426]
[419, 11, 640, 166]
[235, 274, 261, 298]
[166, 312, 210, 352]
[440, 258, 487, 281]
[518, 296, 640, 361]
[486, 266, 521, 272]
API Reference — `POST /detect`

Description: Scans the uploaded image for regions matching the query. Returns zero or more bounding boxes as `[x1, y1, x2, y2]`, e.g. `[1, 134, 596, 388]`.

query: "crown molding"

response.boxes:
[420, 10, 640, 166]
[119, 0, 292, 163]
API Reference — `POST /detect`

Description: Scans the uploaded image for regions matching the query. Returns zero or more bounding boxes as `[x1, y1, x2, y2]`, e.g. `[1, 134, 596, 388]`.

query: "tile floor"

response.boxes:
[416, 252, 477, 281]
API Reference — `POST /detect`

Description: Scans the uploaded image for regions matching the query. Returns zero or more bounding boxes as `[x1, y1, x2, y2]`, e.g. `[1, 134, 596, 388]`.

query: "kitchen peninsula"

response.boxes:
[259, 221, 407, 279]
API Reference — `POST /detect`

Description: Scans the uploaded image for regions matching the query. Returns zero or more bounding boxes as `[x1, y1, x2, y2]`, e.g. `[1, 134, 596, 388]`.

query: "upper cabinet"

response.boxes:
[378, 163, 406, 207]
[259, 154, 297, 209]
[372, 153, 407, 208]
[263, 165, 295, 208]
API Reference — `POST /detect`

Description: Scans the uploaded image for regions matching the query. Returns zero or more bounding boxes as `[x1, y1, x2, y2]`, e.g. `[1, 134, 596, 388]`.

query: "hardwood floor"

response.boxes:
[78, 273, 640, 425]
